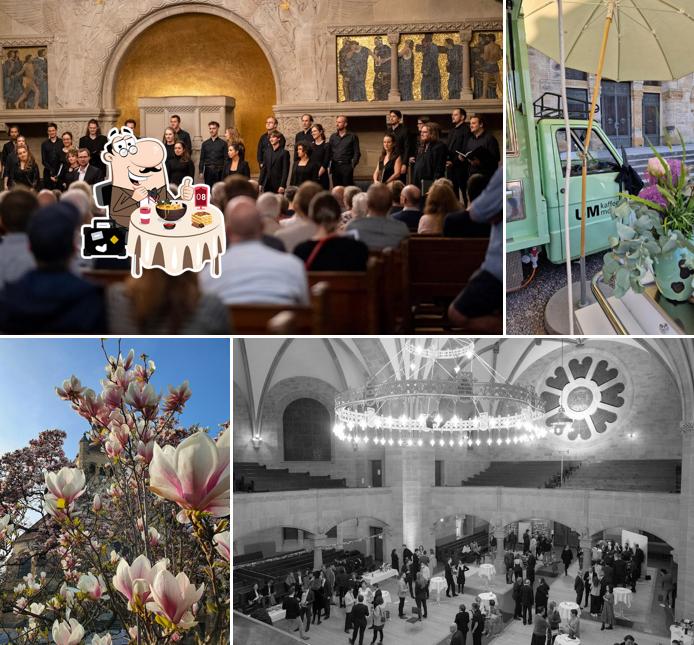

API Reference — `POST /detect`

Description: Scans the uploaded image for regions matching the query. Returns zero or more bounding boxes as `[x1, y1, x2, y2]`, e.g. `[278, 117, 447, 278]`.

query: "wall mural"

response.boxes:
[337, 34, 390, 102]
[470, 31, 502, 100]
[541, 356, 625, 441]
[1, 45, 48, 109]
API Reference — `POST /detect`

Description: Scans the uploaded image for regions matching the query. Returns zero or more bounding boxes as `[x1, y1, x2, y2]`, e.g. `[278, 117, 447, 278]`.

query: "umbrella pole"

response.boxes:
[579, 0, 615, 306]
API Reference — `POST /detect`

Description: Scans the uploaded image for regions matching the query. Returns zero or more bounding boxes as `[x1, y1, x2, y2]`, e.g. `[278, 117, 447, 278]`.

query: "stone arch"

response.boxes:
[589, 519, 679, 554]
[233, 521, 319, 544]
[100, 2, 282, 110]
[502, 512, 584, 538]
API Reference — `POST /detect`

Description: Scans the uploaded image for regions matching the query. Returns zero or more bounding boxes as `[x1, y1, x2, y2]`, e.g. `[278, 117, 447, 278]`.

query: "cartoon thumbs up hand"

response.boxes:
[179, 176, 194, 201]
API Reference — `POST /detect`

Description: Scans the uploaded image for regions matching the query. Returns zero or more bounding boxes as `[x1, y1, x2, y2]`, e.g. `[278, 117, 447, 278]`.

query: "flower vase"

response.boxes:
[653, 246, 694, 301]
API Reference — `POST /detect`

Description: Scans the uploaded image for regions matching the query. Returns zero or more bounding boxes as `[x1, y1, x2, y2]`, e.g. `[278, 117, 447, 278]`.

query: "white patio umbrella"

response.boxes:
[522, 0, 694, 333]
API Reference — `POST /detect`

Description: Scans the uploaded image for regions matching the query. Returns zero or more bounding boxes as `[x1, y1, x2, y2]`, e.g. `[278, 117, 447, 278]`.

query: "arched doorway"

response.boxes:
[102, 7, 278, 174]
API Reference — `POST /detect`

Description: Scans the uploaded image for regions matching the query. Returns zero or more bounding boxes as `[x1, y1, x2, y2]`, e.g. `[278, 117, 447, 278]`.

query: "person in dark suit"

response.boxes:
[521, 579, 534, 625]
[1, 124, 20, 180]
[470, 603, 484, 645]
[445, 557, 458, 597]
[257, 116, 286, 168]
[393, 184, 422, 232]
[328, 115, 360, 187]
[199, 121, 227, 187]
[450, 623, 465, 645]
[349, 594, 369, 645]
[223, 143, 251, 179]
[413, 122, 447, 190]
[446, 108, 471, 203]
[294, 113, 314, 161]
[78, 119, 108, 177]
[72, 148, 102, 185]
[169, 114, 192, 154]
[41, 122, 63, 190]
[259, 130, 290, 193]
[574, 570, 585, 606]
[454, 604, 469, 643]
[462, 114, 500, 178]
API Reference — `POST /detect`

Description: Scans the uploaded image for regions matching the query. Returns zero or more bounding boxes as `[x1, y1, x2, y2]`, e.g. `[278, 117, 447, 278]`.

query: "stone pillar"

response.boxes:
[632, 81, 644, 147]
[494, 529, 506, 573]
[312, 535, 327, 571]
[460, 29, 473, 101]
[388, 33, 401, 101]
[678, 420, 694, 620]
[579, 537, 593, 570]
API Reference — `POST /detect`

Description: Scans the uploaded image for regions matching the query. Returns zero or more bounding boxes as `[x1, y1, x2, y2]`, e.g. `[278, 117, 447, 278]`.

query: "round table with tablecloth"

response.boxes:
[429, 576, 447, 602]
[555, 635, 580, 645]
[671, 624, 694, 645]
[559, 601, 581, 623]
[613, 587, 632, 613]
[479, 591, 497, 614]
[479, 563, 496, 580]
[379, 590, 392, 605]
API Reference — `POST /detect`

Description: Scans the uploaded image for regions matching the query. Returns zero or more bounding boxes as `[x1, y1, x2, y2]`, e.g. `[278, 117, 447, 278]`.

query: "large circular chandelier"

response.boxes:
[334, 339, 547, 448]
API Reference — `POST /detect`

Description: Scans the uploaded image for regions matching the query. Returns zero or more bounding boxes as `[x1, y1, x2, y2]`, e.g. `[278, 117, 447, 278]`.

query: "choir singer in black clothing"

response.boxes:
[257, 116, 286, 168]
[387, 109, 409, 182]
[223, 143, 251, 179]
[413, 123, 447, 191]
[462, 115, 500, 177]
[259, 130, 290, 193]
[41, 122, 63, 190]
[446, 108, 471, 203]
[294, 114, 314, 161]
[291, 142, 319, 185]
[199, 121, 227, 187]
[166, 141, 195, 186]
[78, 119, 108, 177]
[328, 115, 360, 187]
[310, 124, 331, 190]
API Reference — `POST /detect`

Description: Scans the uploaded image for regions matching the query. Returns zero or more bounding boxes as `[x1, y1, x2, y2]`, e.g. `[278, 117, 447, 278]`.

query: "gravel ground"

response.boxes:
[506, 253, 605, 335]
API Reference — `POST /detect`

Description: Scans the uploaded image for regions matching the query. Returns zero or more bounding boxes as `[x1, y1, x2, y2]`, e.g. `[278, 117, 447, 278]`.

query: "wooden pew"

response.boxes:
[370, 246, 408, 333]
[307, 256, 381, 334]
[228, 282, 328, 334]
[403, 236, 488, 329]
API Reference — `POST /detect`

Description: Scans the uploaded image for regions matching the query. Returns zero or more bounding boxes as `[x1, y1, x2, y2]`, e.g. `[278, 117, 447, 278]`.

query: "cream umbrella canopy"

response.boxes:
[523, 0, 694, 331]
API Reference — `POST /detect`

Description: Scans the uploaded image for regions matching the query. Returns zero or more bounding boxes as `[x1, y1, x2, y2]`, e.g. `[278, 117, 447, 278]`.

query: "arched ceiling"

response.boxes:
[233, 338, 694, 433]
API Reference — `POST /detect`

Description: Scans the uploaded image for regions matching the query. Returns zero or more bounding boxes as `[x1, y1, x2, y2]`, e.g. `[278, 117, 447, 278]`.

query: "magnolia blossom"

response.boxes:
[113, 554, 168, 608]
[136, 439, 155, 464]
[105, 434, 124, 459]
[44, 467, 86, 516]
[148, 526, 161, 547]
[110, 550, 121, 565]
[56, 375, 85, 400]
[149, 430, 229, 517]
[0, 514, 12, 539]
[78, 573, 108, 600]
[91, 635, 112, 645]
[125, 381, 160, 416]
[214, 531, 230, 562]
[92, 494, 103, 513]
[146, 569, 204, 630]
[163, 381, 192, 412]
[52, 618, 85, 645]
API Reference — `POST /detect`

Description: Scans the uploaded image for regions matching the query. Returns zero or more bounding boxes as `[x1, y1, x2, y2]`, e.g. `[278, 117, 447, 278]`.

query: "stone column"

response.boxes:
[632, 81, 644, 147]
[678, 420, 694, 620]
[579, 537, 593, 570]
[312, 534, 327, 571]
[460, 29, 473, 101]
[494, 529, 506, 574]
[388, 33, 401, 101]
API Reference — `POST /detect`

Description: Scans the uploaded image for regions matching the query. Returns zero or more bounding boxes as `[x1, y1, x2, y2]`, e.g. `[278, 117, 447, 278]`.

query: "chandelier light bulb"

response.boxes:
[449, 439, 454, 447]
[439, 438, 445, 447]
[397, 439, 403, 446]
[496, 438, 502, 446]
[410, 362, 417, 370]
[467, 439, 473, 447]
[486, 438, 492, 446]
[505, 437, 511, 445]
[406, 439, 413, 447]
[416, 438, 422, 447]
[430, 438, 435, 446]
[454, 365, 460, 373]
[458, 438, 464, 447]
[475, 438, 481, 446]
[388, 438, 394, 446]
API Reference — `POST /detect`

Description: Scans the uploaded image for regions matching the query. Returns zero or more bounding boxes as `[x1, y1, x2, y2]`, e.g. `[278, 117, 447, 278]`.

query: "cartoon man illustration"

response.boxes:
[94, 127, 193, 228]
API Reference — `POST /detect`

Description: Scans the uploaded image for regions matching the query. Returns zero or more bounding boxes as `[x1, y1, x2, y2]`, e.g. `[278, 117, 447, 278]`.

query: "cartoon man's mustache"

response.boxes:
[137, 166, 162, 174]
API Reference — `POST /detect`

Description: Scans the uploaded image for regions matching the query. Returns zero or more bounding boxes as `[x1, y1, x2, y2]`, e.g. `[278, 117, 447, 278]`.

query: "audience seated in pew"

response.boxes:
[200, 194, 309, 305]
[339, 185, 363, 228]
[418, 181, 460, 235]
[443, 173, 492, 238]
[345, 183, 410, 250]
[388, 180, 405, 215]
[340, 191, 367, 231]
[275, 181, 323, 252]
[0, 187, 37, 289]
[294, 192, 368, 271]
[256, 192, 286, 251]
[392, 184, 422, 232]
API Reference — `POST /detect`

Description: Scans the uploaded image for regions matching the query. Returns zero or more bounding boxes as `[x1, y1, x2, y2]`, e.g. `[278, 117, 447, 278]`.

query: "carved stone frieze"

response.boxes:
[328, 20, 502, 35]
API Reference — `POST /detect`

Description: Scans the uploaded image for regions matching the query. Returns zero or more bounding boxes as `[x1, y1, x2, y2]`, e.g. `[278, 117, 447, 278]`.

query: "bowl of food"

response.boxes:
[155, 200, 187, 229]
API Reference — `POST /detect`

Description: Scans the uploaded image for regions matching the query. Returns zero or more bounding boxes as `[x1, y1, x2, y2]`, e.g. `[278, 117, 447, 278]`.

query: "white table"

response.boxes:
[429, 576, 447, 602]
[380, 591, 392, 605]
[671, 624, 694, 645]
[479, 563, 496, 588]
[613, 587, 632, 617]
[555, 635, 580, 645]
[363, 569, 398, 586]
[268, 607, 286, 623]
[559, 601, 581, 623]
[479, 591, 497, 614]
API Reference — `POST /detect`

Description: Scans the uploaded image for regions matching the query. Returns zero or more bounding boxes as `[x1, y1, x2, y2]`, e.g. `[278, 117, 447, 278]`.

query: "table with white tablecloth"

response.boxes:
[429, 576, 447, 602]
[555, 635, 580, 645]
[479, 563, 496, 588]
[268, 606, 286, 623]
[671, 624, 694, 645]
[363, 569, 398, 586]
[559, 601, 581, 623]
[479, 592, 497, 614]
[613, 587, 632, 616]
[379, 590, 392, 605]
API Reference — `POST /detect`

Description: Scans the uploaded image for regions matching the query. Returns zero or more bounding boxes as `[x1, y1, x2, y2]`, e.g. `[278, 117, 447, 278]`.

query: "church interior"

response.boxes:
[233, 337, 694, 645]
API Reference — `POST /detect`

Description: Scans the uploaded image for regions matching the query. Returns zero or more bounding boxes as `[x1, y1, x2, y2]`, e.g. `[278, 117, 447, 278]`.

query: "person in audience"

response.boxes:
[396, 572, 407, 618]
[300, 583, 314, 632]
[247, 582, 263, 608]
[344, 583, 355, 632]
[166, 141, 195, 187]
[531, 606, 548, 645]
[373, 133, 403, 184]
[37, 189, 57, 208]
[574, 569, 585, 606]
[535, 577, 549, 615]
[350, 594, 370, 645]
[259, 130, 290, 194]
[284, 185, 298, 218]
[341, 186, 362, 221]
[260, 578, 277, 609]
[470, 602, 484, 645]
[447, 166, 502, 332]
[332, 185, 346, 212]
[169, 114, 192, 154]
[257, 116, 286, 169]
[601, 585, 615, 630]
[223, 143, 251, 179]
[0, 188, 38, 289]
[257, 192, 283, 237]
[200, 195, 308, 305]
[275, 181, 323, 252]
[329, 115, 360, 187]
[370, 594, 385, 644]
[78, 119, 108, 176]
[0, 202, 106, 333]
[487, 598, 502, 636]
[561, 607, 580, 638]
[418, 181, 459, 234]
[340, 192, 368, 230]
[107, 269, 229, 334]
[282, 588, 309, 640]
[443, 173, 492, 237]
[392, 184, 422, 232]
[294, 192, 368, 271]
[310, 123, 331, 190]
[162, 127, 177, 161]
[389, 180, 405, 214]
[291, 142, 319, 185]
[449, 622, 464, 645]
[346, 182, 409, 250]
[620, 635, 637, 645]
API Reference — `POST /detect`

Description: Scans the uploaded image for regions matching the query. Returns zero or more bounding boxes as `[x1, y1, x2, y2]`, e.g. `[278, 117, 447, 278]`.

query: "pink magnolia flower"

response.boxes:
[92, 494, 102, 513]
[56, 375, 85, 400]
[163, 381, 192, 413]
[125, 382, 160, 418]
[78, 573, 108, 600]
[146, 569, 204, 630]
[149, 430, 229, 517]
[214, 531, 230, 562]
[52, 618, 84, 645]
[0, 514, 13, 539]
[136, 440, 155, 464]
[90, 635, 112, 645]
[44, 468, 86, 517]
[105, 434, 124, 459]
[112, 554, 168, 608]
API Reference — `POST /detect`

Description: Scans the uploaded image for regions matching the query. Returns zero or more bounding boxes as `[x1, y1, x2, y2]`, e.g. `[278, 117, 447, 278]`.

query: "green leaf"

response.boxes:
[616, 222, 636, 240]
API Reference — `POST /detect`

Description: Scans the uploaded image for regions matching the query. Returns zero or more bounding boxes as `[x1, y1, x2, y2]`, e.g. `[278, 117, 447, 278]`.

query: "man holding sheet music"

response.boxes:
[446, 108, 471, 204]
[462, 115, 500, 179]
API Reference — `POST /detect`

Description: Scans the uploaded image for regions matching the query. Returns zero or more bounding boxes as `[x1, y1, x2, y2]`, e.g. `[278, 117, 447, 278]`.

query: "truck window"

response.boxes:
[556, 128, 621, 176]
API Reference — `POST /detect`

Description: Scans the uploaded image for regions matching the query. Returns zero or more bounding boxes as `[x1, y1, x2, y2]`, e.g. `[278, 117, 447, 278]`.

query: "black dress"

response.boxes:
[378, 156, 397, 183]
[10, 163, 39, 190]
[164, 143, 176, 162]
[166, 156, 195, 186]
[78, 134, 108, 174]
[291, 160, 319, 186]
[222, 158, 251, 179]
[310, 141, 330, 189]
[293, 237, 369, 271]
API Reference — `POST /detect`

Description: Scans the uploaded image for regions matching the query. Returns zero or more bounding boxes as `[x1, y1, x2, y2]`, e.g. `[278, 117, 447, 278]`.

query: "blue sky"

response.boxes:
[0, 338, 230, 459]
